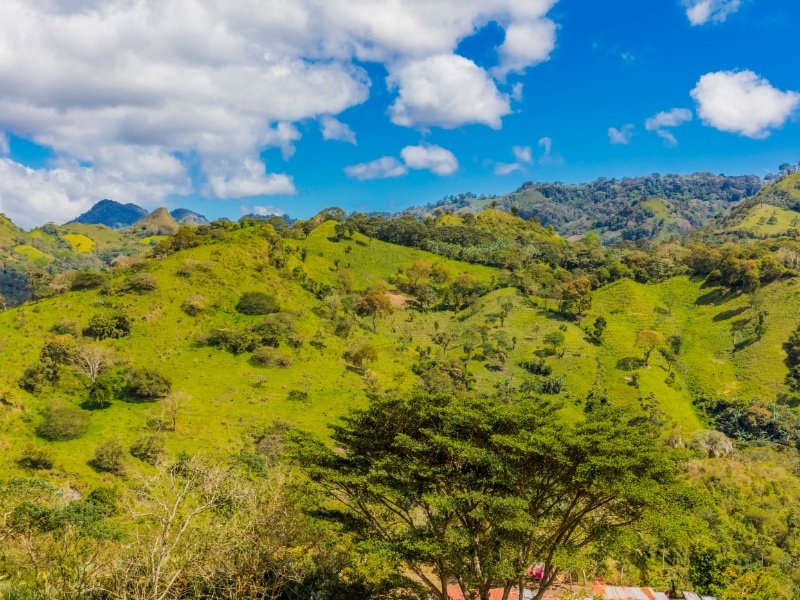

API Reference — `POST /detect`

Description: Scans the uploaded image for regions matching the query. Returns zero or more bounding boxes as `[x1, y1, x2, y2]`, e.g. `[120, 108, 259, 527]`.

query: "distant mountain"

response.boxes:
[67, 199, 147, 229]
[171, 208, 209, 225]
[405, 173, 763, 244]
[125, 207, 180, 236]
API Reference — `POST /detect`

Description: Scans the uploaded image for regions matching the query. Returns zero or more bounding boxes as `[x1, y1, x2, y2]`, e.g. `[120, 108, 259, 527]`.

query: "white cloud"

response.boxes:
[0, 155, 191, 229]
[242, 205, 286, 216]
[513, 145, 533, 163]
[345, 156, 408, 180]
[537, 137, 552, 157]
[320, 116, 357, 144]
[657, 130, 679, 148]
[400, 144, 459, 175]
[262, 122, 301, 159]
[0, 132, 8, 155]
[511, 82, 524, 102]
[494, 18, 557, 78]
[684, 0, 741, 26]
[205, 158, 296, 199]
[645, 108, 693, 130]
[691, 70, 800, 139]
[0, 0, 561, 225]
[608, 124, 635, 145]
[388, 54, 511, 129]
[494, 162, 522, 176]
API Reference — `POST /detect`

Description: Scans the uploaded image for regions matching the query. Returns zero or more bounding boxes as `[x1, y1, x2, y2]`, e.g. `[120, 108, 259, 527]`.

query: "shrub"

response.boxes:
[519, 359, 552, 376]
[181, 294, 207, 316]
[250, 347, 293, 368]
[343, 340, 379, 368]
[204, 328, 258, 354]
[18, 445, 54, 470]
[71, 271, 108, 291]
[87, 486, 119, 516]
[126, 367, 172, 400]
[19, 365, 51, 394]
[287, 390, 309, 402]
[50, 319, 78, 335]
[87, 370, 123, 409]
[252, 313, 294, 346]
[130, 434, 166, 465]
[84, 311, 132, 340]
[236, 291, 279, 315]
[36, 404, 89, 441]
[90, 440, 127, 475]
[540, 375, 566, 395]
[126, 272, 158, 293]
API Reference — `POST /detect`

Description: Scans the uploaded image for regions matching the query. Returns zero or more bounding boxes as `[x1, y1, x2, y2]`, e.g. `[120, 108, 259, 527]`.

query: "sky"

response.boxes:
[0, 0, 799, 228]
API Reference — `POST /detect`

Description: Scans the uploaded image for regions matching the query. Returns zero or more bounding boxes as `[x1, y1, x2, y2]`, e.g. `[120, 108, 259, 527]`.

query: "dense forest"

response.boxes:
[2, 169, 800, 598]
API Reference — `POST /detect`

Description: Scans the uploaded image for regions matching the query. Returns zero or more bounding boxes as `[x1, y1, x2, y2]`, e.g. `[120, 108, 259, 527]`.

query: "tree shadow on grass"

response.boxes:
[695, 287, 742, 306]
[713, 306, 748, 322]
[616, 357, 645, 371]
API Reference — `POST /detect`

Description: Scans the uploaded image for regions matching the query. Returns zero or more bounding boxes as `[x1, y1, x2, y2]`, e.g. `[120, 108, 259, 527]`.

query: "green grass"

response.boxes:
[13, 244, 53, 266]
[731, 203, 800, 236]
[3, 224, 800, 490]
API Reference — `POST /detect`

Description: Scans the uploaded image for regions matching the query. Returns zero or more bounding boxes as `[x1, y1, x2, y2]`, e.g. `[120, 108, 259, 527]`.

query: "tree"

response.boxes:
[355, 285, 393, 332]
[236, 291, 279, 315]
[498, 298, 514, 327]
[0, 293, 6, 310]
[636, 330, 665, 366]
[126, 367, 172, 400]
[556, 276, 592, 318]
[71, 343, 114, 385]
[450, 273, 483, 309]
[591, 316, 607, 343]
[84, 311, 132, 340]
[90, 439, 127, 475]
[291, 393, 676, 600]
[543, 331, 565, 355]
[432, 330, 458, 353]
[36, 404, 89, 441]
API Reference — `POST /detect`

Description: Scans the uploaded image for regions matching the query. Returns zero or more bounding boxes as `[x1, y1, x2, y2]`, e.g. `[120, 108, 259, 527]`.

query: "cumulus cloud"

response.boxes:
[538, 137, 552, 158]
[320, 116, 357, 144]
[684, 0, 741, 25]
[494, 162, 522, 176]
[645, 108, 693, 130]
[205, 159, 296, 199]
[400, 144, 459, 175]
[345, 157, 408, 180]
[656, 130, 679, 148]
[388, 54, 511, 129]
[0, 0, 560, 225]
[691, 70, 800, 139]
[241, 205, 286, 216]
[513, 145, 533, 163]
[608, 124, 635, 145]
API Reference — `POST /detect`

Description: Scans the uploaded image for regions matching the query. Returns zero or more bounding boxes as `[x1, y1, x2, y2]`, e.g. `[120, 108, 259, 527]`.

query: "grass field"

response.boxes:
[2, 223, 799, 491]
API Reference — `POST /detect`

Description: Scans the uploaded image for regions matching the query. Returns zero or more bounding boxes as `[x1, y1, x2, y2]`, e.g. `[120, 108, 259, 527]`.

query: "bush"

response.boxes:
[252, 313, 294, 346]
[87, 486, 119, 516]
[18, 445, 54, 470]
[236, 291, 279, 315]
[519, 359, 552, 377]
[250, 347, 293, 368]
[90, 440, 127, 475]
[130, 434, 166, 465]
[19, 364, 51, 394]
[84, 311, 132, 340]
[126, 367, 172, 400]
[182, 294, 207, 316]
[126, 272, 158, 293]
[36, 404, 89, 441]
[343, 341, 379, 368]
[50, 319, 78, 335]
[204, 328, 258, 354]
[71, 271, 108, 291]
[87, 370, 123, 409]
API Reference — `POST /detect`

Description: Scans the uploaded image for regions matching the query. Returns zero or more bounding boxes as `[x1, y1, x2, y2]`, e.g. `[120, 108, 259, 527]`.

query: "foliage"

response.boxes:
[36, 404, 89, 441]
[291, 392, 676, 600]
[84, 311, 132, 340]
[90, 439, 127, 475]
[125, 367, 172, 400]
[236, 291, 279, 315]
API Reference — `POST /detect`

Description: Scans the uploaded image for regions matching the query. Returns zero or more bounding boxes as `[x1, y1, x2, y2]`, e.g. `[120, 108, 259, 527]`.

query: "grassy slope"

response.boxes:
[731, 203, 800, 236]
[3, 222, 800, 490]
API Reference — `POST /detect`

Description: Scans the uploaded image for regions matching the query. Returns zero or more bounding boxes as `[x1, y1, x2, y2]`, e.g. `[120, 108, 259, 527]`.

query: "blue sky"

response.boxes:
[0, 0, 798, 227]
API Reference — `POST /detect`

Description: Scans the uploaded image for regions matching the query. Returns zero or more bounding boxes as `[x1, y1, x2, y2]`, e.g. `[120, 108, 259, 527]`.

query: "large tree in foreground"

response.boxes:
[291, 393, 676, 600]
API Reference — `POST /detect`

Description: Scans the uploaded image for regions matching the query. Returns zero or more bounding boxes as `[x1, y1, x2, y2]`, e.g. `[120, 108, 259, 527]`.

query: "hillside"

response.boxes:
[406, 173, 763, 243]
[69, 199, 148, 229]
[4, 214, 800, 596]
[4, 218, 800, 480]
